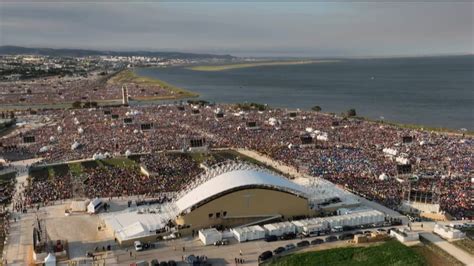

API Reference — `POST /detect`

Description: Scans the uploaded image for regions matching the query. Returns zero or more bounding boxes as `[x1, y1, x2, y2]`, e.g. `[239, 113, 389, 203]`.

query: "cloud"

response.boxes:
[0, 2, 472, 57]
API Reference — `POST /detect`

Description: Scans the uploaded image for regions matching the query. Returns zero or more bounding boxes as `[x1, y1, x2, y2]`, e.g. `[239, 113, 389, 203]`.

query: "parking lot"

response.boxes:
[102, 225, 399, 265]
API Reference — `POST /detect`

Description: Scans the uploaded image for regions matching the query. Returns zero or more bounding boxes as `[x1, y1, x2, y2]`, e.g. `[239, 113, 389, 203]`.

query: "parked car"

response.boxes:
[132, 260, 149, 266]
[163, 233, 177, 240]
[280, 232, 296, 240]
[338, 233, 354, 240]
[273, 247, 286, 255]
[377, 228, 386, 232]
[325, 236, 337, 242]
[134, 241, 143, 251]
[311, 239, 324, 245]
[258, 251, 273, 262]
[363, 231, 372, 234]
[354, 231, 363, 235]
[463, 223, 474, 228]
[214, 239, 229, 246]
[296, 240, 310, 247]
[285, 243, 296, 250]
[265, 235, 278, 242]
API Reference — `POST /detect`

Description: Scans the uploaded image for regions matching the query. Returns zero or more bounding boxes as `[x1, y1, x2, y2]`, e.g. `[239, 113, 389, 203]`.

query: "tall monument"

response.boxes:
[122, 85, 129, 106]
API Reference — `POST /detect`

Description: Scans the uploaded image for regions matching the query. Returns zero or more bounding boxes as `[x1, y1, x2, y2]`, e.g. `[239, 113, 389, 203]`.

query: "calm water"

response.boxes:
[136, 56, 474, 130]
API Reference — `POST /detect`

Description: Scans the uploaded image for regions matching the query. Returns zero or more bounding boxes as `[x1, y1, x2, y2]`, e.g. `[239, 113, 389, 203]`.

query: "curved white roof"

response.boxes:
[175, 169, 308, 212]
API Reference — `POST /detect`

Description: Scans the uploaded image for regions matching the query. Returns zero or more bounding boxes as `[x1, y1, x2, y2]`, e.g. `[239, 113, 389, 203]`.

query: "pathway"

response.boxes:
[420, 232, 474, 266]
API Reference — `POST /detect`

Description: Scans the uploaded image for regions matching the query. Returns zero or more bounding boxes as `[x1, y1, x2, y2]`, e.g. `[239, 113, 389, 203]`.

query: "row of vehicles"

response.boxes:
[259, 228, 394, 263]
[135, 259, 177, 266]
[134, 241, 156, 251]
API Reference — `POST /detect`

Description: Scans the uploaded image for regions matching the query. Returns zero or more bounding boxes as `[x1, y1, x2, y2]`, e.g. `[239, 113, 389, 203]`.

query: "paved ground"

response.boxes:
[103, 231, 371, 266]
[3, 158, 43, 265]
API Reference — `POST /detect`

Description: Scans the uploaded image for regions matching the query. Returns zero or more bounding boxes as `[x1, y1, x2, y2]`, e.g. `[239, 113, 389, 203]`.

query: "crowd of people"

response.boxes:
[0, 71, 178, 105]
[1, 103, 472, 219]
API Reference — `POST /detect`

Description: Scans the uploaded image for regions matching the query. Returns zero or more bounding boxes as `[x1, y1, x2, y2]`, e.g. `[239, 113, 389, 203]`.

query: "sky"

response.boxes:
[0, 1, 472, 57]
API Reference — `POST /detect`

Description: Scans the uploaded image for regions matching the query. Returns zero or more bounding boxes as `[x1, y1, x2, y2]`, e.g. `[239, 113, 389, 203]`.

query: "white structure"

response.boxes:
[390, 227, 419, 242]
[401, 200, 440, 214]
[396, 157, 410, 165]
[316, 133, 328, 141]
[378, 173, 389, 181]
[122, 85, 129, 105]
[102, 208, 171, 242]
[87, 198, 103, 214]
[383, 148, 398, 156]
[175, 166, 309, 214]
[71, 141, 80, 150]
[232, 225, 266, 242]
[44, 253, 56, 266]
[434, 224, 466, 240]
[199, 228, 222, 245]
[292, 210, 384, 232]
[263, 221, 295, 237]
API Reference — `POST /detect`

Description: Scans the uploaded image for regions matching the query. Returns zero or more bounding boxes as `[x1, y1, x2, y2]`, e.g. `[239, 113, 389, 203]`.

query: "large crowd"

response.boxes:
[1, 103, 472, 219]
[0, 72, 176, 105]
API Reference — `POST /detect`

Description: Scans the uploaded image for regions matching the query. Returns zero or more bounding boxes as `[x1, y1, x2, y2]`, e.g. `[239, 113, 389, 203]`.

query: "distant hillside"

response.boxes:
[0, 45, 234, 59]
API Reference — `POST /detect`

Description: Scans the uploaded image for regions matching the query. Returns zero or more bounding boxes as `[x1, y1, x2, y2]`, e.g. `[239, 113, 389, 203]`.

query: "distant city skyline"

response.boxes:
[1, 2, 472, 57]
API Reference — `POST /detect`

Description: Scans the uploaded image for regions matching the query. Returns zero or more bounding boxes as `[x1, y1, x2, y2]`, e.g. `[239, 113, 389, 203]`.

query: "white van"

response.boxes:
[134, 241, 143, 251]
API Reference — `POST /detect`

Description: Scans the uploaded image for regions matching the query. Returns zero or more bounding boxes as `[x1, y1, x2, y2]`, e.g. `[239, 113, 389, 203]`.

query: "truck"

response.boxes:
[302, 224, 326, 237]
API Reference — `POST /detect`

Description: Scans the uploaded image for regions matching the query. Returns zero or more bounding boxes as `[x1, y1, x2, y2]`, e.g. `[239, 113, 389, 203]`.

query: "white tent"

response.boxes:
[378, 173, 389, 181]
[199, 228, 222, 245]
[77, 127, 84, 134]
[92, 153, 106, 160]
[71, 141, 80, 150]
[383, 148, 398, 156]
[396, 157, 410, 165]
[87, 198, 102, 214]
[316, 133, 328, 141]
[232, 225, 265, 242]
[44, 253, 56, 266]
[116, 221, 148, 241]
[264, 222, 295, 237]
[39, 146, 50, 153]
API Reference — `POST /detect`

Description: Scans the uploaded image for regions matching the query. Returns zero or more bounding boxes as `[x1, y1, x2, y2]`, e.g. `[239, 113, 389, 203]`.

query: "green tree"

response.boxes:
[72, 101, 82, 109]
[347, 108, 357, 117]
[311, 106, 322, 112]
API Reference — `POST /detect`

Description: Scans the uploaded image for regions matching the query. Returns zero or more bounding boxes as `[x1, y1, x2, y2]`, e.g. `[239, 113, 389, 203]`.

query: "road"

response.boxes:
[3, 158, 42, 266]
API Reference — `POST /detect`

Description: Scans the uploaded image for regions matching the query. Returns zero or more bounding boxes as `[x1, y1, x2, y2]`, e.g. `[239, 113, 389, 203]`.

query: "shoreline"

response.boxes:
[109, 69, 199, 99]
[1, 69, 471, 136]
[187, 60, 340, 71]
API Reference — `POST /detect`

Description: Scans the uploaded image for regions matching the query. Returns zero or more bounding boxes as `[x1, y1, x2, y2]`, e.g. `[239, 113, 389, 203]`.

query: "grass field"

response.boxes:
[108, 69, 198, 99]
[452, 238, 474, 255]
[412, 241, 464, 266]
[188, 60, 338, 72]
[265, 240, 427, 266]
